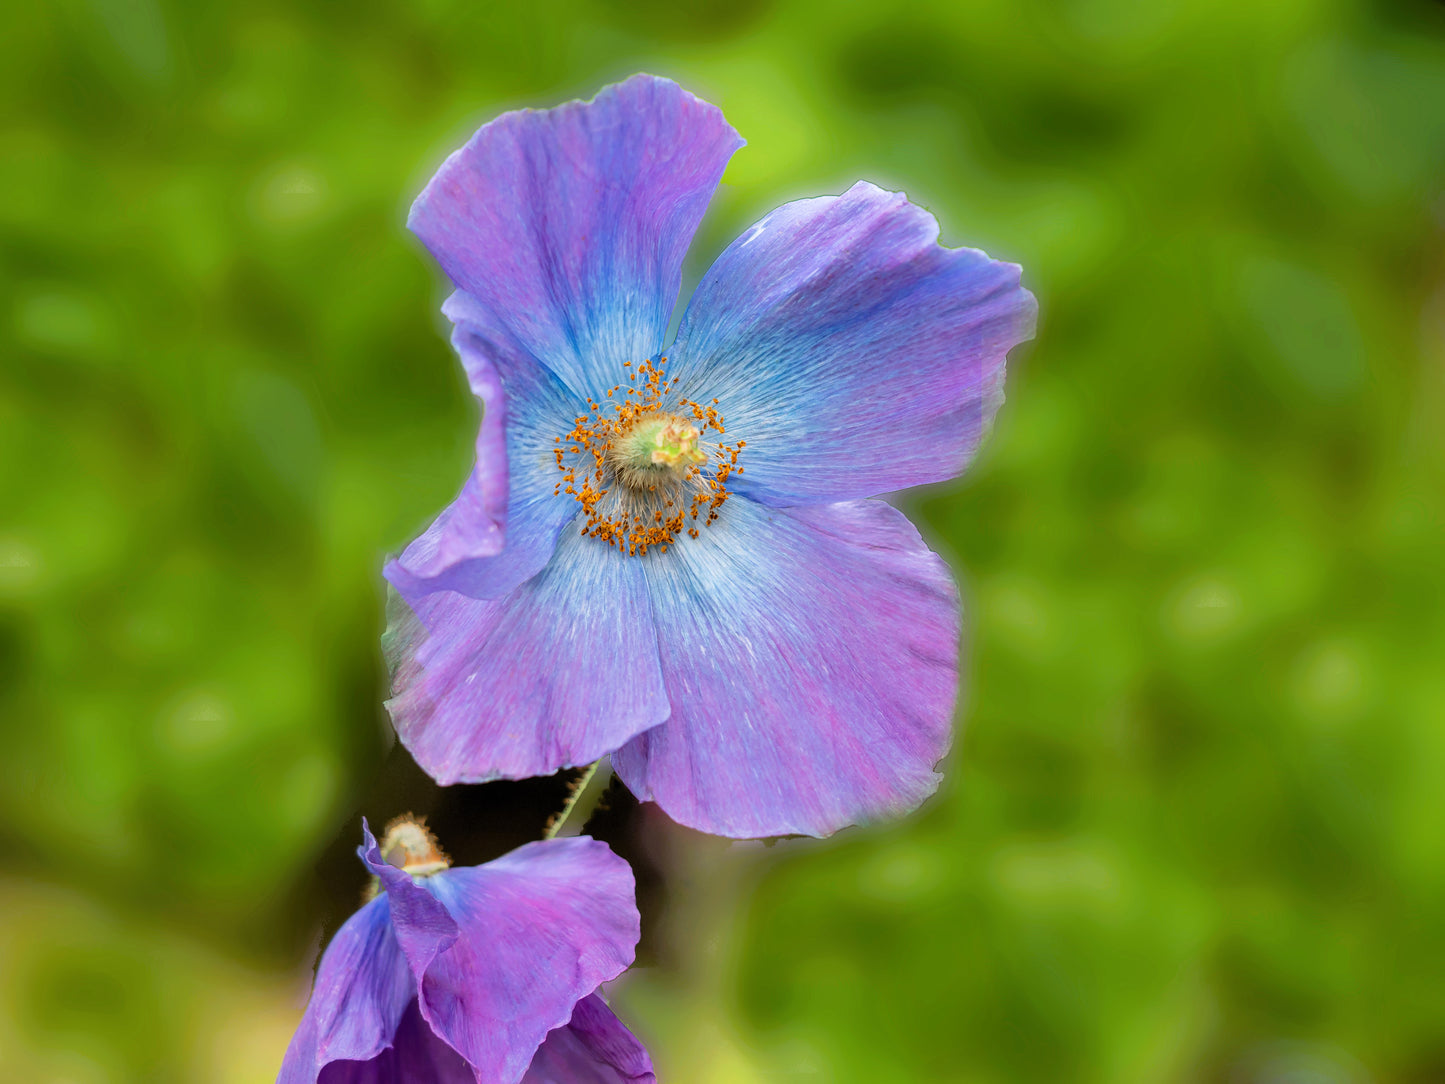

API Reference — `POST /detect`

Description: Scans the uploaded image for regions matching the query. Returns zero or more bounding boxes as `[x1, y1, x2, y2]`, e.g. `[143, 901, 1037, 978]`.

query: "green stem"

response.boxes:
[544, 759, 609, 839]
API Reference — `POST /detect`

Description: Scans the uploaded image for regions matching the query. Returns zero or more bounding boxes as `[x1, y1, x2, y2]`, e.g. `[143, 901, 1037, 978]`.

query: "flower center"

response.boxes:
[613, 413, 708, 483]
[554, 357, 745, 556]
[380, 815, 450, 878]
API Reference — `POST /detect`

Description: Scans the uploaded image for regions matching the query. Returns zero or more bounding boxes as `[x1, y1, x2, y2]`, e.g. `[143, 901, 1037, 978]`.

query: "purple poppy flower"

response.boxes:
[385, 74, 1037, 839]
[278, 818, 654, 1084]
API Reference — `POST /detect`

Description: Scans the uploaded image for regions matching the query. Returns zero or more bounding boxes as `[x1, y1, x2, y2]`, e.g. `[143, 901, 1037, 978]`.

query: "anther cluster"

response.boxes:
[553, 356, 745, 555]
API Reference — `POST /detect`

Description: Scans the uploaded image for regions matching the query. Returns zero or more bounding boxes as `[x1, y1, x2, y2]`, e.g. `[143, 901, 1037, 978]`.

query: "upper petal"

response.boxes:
[613, 496, 961, 838]
[388, 297, 583, 598]
[383, 524, 670, 785]
[417, 839, 642, 1084]
[409, 74, 744, 402]
[522, 995, 656, 1084]
[666, 181, 1036, 505]
[277, 893, 414, 1084]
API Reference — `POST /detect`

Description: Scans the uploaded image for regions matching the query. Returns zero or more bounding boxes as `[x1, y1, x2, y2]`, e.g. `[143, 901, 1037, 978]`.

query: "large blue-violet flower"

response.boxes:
[385, 74, 1037, 839]
[278, 818, 653, 1084]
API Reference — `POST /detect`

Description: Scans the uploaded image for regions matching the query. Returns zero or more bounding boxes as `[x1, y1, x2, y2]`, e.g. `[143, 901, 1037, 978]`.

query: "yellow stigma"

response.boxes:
[612, 413, 707, 488]
[379, 815, 450, 878]
[553, 356, 746, 557]
[644, 417, 707, 469]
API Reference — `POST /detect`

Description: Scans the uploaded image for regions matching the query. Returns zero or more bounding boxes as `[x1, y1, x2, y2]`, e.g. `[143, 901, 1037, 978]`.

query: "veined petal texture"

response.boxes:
[613, 496, 960, 838]
[276, 895, 414, 1084]
[316, 1002, 475, 1084]
[409, 74, 744, 402]
[668, 181, 1036, 505]
[523, 995, 656, 1084]
[389, 295, 584, 597]
[383, 522, 670, 784]
[358, 824, 461, 983]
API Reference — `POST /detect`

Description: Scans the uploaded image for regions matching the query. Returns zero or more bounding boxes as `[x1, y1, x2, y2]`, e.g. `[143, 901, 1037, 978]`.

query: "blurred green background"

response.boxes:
[4, 0, 1445, 1081]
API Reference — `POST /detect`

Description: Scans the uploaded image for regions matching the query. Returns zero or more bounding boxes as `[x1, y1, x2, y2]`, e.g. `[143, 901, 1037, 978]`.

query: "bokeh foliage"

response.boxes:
[3, 0, 1444, 1081]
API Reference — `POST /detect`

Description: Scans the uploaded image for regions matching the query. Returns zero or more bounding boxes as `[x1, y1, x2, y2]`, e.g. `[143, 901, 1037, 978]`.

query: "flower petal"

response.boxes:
[316, 1001, 474, 1084]
[613, 497, 960, 838]
[409, 74, 744, 402]
[416, 839, 641, 1084]
[666, 181, 1036, 505]
[388, 296, 583, 598]
[277, 894, 414, 1084]
[358, 821, 461, 979]
[383, 525, 669, 784]
[523, 995, 656, 1084]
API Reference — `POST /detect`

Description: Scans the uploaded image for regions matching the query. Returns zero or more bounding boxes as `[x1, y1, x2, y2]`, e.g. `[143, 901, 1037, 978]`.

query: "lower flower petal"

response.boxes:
[613, 497, 960, 838]
[383, 524, 669, 784]
[414, 839, 642, 1084]
[277, 895, 415, 1084]
[523, 995, 656, 1084]
[316, 1000, 474, 1084]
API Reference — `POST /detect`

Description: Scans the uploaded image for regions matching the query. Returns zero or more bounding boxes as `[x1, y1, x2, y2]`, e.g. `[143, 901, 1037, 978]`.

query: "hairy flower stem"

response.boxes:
[544, 759, 610, 839]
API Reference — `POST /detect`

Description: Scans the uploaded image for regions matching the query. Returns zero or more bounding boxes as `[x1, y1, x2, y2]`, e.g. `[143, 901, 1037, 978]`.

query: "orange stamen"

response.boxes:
[554, 356, 745, 556]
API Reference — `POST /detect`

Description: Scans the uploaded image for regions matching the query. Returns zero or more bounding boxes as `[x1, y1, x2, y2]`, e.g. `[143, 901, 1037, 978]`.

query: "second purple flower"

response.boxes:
[278, 819, 652, 1084]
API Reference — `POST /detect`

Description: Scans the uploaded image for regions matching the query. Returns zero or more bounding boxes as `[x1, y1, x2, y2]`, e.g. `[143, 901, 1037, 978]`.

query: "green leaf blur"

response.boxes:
[2, 0, 1443, 1081]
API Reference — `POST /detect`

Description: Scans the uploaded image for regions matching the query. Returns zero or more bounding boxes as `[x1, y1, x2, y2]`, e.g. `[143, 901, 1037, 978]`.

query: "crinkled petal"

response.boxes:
[523, 995, 656, 1084]
[406, 838, 641, 1084]
[666, 181, 1036, 505]
[277, 894, 414, 1084]
[358, 821, 461, 980]
[409, 74, 744, 402]
[316, 1001, 474, 1084]
[389, 296, 583, 598]
[613, 497, 960, 838]
[387, 351, 506, 581]
[382, 525, 670, 784]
